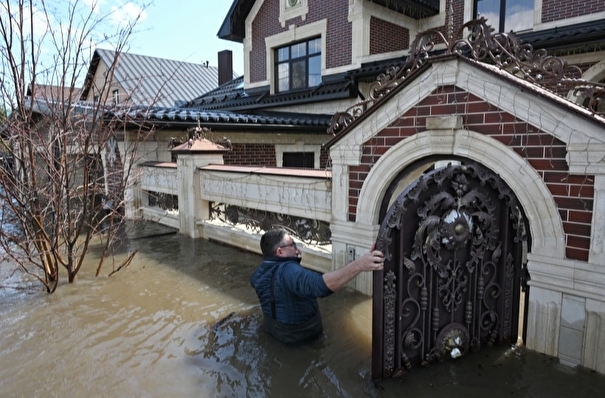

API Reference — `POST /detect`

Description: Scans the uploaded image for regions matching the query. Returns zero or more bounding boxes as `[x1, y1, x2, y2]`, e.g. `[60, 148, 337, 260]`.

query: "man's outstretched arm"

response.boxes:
[322, 245, 384, 292]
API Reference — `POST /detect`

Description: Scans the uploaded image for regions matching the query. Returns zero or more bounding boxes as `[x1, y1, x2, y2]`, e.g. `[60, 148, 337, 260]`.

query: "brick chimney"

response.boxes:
[218, 50, 233, 86]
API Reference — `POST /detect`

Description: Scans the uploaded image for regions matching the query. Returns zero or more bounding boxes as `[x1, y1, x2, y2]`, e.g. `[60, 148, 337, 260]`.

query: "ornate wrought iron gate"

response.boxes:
[372, 161, 529, 380]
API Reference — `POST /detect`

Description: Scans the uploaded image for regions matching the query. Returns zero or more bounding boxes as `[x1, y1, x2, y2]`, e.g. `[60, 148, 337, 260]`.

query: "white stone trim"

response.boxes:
[198, 168, 332, 222]
[584, 298, 605, 373]
[534, 0, 543, 26]
[279, 0, 308, 27]
[527, 253, 605, 302]
[591, 175, 605, 265]
[525, 285, 561, 356]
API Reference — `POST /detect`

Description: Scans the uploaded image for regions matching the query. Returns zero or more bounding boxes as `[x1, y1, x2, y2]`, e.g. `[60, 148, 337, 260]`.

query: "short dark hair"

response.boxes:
[260, 229, 287, 256]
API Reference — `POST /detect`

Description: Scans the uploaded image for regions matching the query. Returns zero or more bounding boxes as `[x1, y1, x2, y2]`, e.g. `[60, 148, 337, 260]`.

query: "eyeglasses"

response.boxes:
[279, 241, 297, 249]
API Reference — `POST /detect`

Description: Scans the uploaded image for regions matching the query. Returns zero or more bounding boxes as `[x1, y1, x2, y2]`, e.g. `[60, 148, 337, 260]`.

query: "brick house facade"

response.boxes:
[107, 0, 605, 377]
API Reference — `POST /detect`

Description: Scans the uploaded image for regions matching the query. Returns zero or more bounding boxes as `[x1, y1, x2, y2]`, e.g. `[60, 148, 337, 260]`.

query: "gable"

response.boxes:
[329, 57, 605, 263]
[332, 57, 605, 156]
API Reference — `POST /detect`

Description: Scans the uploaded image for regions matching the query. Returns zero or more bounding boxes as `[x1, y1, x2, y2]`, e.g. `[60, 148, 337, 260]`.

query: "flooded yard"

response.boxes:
[1, 222, 604, 397]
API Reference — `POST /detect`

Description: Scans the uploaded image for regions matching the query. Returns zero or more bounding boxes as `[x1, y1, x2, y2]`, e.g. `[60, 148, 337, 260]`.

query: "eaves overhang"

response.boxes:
[186, 77, 357, 112]
[106, 107, 332, 133]
[518, 19, 605, 54]
[218, 0, 255, 43]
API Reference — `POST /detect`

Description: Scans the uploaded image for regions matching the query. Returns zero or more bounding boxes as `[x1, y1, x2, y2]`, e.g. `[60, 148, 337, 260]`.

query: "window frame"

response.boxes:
[282, 151, 315, 168]
[276, 143, 321, 169]
[274, 37, 322, 93]
[474, 0, 535, 33]
[264, 19, 327, 95]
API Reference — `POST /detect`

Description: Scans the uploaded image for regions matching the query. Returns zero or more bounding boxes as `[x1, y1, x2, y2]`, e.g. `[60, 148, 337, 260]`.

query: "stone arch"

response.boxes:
[356, 128, 565, 258]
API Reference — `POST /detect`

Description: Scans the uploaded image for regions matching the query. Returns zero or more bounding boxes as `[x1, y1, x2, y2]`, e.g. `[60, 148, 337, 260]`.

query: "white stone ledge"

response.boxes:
[527, 253, 605, 302]
[139, 207, 179, 230]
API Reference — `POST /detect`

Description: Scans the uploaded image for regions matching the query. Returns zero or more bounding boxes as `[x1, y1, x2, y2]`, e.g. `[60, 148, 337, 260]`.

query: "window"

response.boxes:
[275, 38, 321, 93]
[112, 89, 119, 104]
[283, 152, 315, 168]
[475, 0, 533, 33]
[276, 143, 320, 168]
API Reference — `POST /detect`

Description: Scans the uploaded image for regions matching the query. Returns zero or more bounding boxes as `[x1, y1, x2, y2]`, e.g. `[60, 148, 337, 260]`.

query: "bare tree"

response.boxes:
[0, 0, 150, 292]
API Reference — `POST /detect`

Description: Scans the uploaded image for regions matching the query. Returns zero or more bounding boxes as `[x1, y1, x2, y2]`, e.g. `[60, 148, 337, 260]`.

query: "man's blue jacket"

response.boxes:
[250, 256, 333, 325]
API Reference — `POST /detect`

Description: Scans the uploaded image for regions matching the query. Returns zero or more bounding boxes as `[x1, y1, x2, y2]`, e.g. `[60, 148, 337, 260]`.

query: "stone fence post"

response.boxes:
[172, 139, 230, 238]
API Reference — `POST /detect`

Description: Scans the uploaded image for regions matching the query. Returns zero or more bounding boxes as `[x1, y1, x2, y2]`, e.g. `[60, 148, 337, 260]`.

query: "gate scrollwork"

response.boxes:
[373, 162, 529, 380]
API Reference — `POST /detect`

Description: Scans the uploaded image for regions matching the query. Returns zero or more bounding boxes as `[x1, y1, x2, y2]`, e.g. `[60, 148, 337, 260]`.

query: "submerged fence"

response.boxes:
[137, 162, 332, 247]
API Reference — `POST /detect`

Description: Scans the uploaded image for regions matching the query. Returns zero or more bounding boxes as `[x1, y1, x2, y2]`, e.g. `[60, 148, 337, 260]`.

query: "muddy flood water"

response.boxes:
[2, 222, 605, 398]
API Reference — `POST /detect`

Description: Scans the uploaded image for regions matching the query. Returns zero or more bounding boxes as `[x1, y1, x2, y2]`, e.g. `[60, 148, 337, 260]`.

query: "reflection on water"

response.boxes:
[2, 222, 605, 397]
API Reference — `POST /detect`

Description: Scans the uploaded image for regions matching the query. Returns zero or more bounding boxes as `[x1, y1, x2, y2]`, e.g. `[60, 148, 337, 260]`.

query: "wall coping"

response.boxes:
[200, 164, 332, 179]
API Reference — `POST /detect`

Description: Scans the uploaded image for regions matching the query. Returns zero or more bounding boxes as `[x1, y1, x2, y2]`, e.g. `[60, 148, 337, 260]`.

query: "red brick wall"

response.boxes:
[222, 143, 329, 169]
[424, 0, 465, 42]
[223, 143, 277, 166]
[249, 0, 352, 84]
[348, 85, 594, 261]
[319, 145, 330, 169]
[370, 17, 409, 55]
[542, 0, 605, 23]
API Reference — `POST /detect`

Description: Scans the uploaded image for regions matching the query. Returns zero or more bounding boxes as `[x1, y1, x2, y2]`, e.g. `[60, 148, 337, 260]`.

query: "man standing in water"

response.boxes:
[250, 228, 384, 344]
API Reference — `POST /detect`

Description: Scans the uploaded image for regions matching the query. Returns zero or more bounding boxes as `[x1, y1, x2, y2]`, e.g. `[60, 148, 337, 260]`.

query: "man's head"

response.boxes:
[260, 229, 300, 257]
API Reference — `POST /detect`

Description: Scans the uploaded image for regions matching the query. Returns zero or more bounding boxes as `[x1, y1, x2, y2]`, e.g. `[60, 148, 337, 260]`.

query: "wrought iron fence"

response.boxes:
[147, 191, 178, 212]
[210, 202, 331, 245]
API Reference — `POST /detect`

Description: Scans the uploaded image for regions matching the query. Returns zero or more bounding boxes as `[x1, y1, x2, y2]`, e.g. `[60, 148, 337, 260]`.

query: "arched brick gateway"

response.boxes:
[328, 41, 605, 377]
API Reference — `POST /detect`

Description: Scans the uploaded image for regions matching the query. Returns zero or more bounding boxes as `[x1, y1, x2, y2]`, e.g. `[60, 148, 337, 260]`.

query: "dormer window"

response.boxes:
[275, 37, 321, 93]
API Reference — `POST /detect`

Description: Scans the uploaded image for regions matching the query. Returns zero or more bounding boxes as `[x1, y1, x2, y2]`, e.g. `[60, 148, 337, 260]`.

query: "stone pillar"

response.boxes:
[584, 299, 605, 373]
[558, 294, 586, 367]
[172, 139, 229, 238]
[525, 285, 561, 357]
[590, 175, 605, 265]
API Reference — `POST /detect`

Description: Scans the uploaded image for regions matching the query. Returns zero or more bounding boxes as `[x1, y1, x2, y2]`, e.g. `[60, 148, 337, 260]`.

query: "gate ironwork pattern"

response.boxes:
[373, 162, 529, 380]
